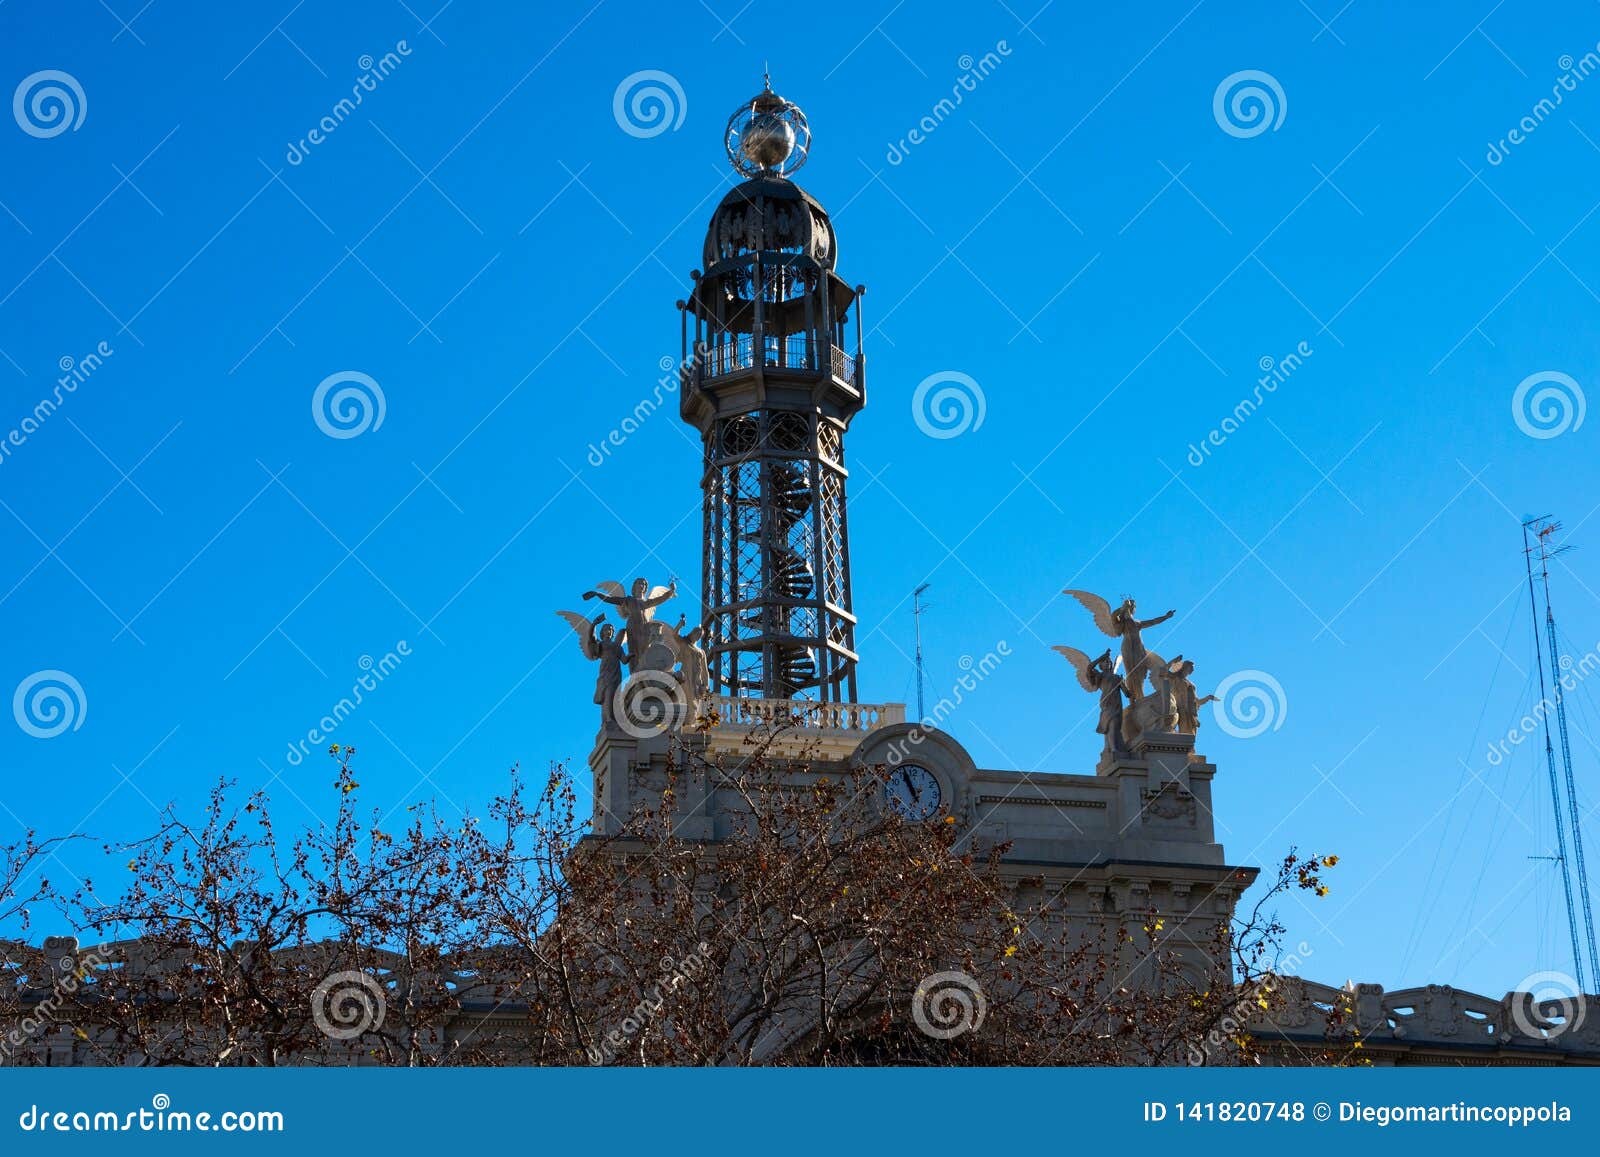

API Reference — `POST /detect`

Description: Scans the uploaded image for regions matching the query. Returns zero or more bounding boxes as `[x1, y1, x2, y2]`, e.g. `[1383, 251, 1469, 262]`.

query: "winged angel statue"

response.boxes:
[1158, 655, 1216, 735]
[1051, 646, 1129, 757]
[1061, 590, 1174, 699]
[556, 577, 710, 730]
[1055, 591, 1216, 754]
[554, 611, 629, 721]
[583, 578, 677, 665]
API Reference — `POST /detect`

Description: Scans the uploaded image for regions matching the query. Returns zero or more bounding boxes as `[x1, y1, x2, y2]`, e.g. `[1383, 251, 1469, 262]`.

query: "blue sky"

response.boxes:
[4, 0, 1600, 999]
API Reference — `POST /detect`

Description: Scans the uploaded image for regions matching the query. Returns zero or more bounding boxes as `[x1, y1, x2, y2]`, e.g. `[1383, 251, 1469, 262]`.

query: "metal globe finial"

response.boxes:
[724, 79, 810, 179]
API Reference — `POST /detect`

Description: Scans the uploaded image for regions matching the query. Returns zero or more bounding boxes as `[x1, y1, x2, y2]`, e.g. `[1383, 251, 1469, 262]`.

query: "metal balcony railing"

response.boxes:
[698, 336, 855, 384]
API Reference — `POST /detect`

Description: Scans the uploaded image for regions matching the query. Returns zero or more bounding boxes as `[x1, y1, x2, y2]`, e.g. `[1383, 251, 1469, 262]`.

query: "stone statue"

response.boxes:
[1053, 645, 1128, 758]
[561, 582, 712, 731]
[1063, 590, 1175, 699]
[1165, 655, 1216, 735]
[670, 614, 711, 700]
[583, 578, 677, 671]
[556, 611, 629, 723]
[1144, 648, 1176, 731]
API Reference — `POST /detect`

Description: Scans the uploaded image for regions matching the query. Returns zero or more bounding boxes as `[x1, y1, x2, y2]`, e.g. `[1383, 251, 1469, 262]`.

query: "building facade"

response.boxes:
[5, 84, 1597, 1068]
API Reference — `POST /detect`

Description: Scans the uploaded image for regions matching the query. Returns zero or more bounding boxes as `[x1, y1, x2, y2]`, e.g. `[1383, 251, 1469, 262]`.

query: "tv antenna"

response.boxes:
[1522, 515, 1599, 989]
[913, 583, 931, 720]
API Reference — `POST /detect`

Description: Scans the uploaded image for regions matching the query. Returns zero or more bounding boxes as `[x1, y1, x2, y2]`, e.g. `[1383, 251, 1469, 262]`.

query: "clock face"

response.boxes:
[885, 764, 942, 821]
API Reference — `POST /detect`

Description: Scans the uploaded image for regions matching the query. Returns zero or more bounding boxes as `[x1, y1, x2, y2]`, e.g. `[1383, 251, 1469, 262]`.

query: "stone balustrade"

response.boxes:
[1248, 975, 1600, 1060]
[9, 940, 1600, 1065]
[704, 695, 904, 735]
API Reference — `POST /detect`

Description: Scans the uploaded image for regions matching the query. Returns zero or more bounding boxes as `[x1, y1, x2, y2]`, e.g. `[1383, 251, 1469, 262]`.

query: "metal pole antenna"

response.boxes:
[1523, 516, 1588, 991]
[913, 583, 931, 721]
[1530, 519, 1600, 984]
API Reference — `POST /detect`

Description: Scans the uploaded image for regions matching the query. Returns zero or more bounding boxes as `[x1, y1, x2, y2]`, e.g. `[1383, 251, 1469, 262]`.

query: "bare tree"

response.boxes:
[4, 733, 1348, 1067]
[525, 725, 1347, 1066]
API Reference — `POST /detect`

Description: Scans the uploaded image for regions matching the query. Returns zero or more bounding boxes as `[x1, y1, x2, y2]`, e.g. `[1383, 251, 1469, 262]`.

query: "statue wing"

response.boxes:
[648, 584, 674, 602]
[1051, 645, 1097, 693]
[1063, 589, 1118, 637]
[556, 610, 599, 660]
[584, 580, 626, 601]
[1144, 649, 1168, 677]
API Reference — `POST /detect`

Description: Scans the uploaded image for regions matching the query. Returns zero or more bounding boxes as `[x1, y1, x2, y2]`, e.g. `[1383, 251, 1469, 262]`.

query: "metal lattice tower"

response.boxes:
[1524, 517, 1600, 987]
[678, 81, 866, 703]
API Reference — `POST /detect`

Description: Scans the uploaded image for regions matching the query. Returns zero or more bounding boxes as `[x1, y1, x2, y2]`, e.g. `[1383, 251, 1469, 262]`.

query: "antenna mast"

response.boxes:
[1525, 517, 1600, 985]
[1522, 518, 1592, 989]
[913, 583, 931, 720]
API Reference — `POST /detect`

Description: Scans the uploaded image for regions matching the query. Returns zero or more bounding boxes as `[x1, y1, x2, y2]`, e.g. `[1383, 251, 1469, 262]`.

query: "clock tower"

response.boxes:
[578, 84, 1252, 1032]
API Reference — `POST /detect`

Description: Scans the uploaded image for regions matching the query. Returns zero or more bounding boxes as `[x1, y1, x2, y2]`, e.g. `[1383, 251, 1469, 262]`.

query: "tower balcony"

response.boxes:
[694, 334, 857, 389]
[702, 694, 905, 757]
[683, 335, 863, 432]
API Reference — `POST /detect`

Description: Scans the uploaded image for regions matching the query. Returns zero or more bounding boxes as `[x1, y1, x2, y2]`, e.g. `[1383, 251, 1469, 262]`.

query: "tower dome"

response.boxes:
[703, 178, 836, 271]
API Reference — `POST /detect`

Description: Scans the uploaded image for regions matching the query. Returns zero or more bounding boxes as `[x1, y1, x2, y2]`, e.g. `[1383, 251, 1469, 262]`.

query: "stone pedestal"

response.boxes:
[1095, 728, 1222, 858]
[586, 724, 713, 840]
